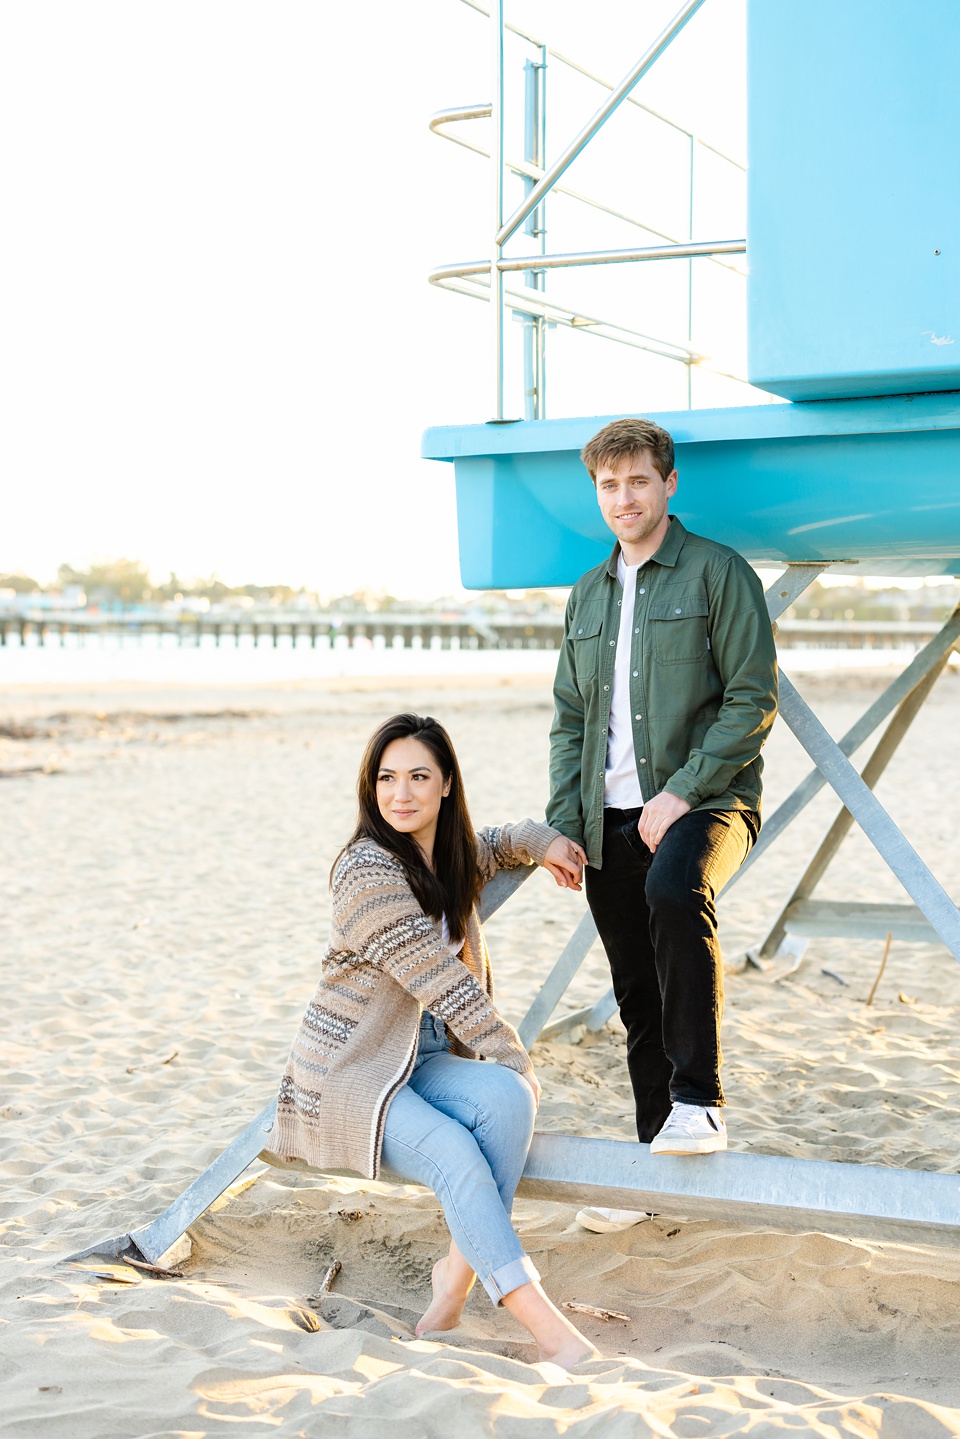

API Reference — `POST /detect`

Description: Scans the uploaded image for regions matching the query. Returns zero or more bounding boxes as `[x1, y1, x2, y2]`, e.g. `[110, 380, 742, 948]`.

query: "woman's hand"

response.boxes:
[522, 1068, 542, 1110]
[543, 835, 588, 891]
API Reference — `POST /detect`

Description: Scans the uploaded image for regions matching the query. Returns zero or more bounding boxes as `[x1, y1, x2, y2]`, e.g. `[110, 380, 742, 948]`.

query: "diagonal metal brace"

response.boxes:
[64, 1102, 280, 1266]
[733, 602, 960, 886]
[758, 648, 952, 957]
[516, 910, 598, 1048]
[776, 670, 960, 961]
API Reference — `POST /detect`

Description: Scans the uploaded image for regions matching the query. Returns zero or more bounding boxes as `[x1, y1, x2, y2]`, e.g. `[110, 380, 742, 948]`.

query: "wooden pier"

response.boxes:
[0, 612, 564, 651]
[0, 612, 955, 653]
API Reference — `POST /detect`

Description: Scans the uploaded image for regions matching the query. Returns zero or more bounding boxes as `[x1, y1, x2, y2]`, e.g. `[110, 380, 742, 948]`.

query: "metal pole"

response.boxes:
[534, 47, 547, 418]
[687, 131, 695, 408]
[521, 58, 538, 421]
[520, 49, 548, 420]
[496, 0, 708, 246]
[491, 0, 506, 419]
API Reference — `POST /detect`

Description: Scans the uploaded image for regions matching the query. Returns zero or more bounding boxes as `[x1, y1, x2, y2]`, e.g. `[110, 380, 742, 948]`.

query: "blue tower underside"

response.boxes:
[423, 394, 960, 588]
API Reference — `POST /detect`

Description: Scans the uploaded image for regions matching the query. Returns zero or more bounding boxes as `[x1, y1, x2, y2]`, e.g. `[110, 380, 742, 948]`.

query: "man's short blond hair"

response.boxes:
[580, 417, 675, 484]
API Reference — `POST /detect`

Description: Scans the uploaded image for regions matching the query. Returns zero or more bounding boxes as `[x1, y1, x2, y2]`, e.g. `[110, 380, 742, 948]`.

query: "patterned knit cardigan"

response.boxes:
[272, 818, 559, 1179]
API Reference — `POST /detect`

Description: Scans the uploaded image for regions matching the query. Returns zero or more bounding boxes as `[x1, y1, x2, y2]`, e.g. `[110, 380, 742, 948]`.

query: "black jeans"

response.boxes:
[585, 806, 758, 1142]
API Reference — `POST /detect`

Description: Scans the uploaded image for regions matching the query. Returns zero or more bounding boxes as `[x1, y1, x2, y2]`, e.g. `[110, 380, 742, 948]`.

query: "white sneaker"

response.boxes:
[575, 1207, 652, 1233]
[649, 1102, 727, 1155]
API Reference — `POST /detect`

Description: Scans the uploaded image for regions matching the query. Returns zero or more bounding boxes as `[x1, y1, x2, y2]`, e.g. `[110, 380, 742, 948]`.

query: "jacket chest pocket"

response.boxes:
[571, 611, 604, 682]
[649, 590, 709, 665]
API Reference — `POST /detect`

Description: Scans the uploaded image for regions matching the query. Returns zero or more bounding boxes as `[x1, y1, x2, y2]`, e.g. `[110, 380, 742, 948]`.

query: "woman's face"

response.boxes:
[376, 735, 451, 852]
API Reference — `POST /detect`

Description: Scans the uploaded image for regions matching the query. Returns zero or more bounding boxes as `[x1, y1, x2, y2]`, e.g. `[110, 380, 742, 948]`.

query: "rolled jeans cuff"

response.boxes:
[483, 1253, 540, 1307]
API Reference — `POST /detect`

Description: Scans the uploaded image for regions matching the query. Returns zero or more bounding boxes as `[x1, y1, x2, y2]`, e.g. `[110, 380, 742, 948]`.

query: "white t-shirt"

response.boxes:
[604, 552, 644, 809]
[440, 914, 465, 956]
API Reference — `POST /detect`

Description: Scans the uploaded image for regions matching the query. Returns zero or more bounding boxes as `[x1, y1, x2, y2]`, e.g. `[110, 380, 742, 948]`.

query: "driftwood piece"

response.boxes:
[121, 1255, 184, 1278]
[562, 1301, 630, 1323]
[866, 931, 893, 1007]
[316, 1260, 341, 1296]
[305, 1260, 342, 1308]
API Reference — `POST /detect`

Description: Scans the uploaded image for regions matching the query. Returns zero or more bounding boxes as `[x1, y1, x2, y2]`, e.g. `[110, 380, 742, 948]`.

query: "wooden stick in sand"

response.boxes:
[866, 931, 893, 1007]
[122, 1256, 184, 1278]
[563, 1301, 630, 1323]
[313, 1260, 341, 1298]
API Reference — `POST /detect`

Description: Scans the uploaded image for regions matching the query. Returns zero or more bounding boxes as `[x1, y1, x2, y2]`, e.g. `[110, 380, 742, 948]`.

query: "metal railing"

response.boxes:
[430, 0, 749, 419]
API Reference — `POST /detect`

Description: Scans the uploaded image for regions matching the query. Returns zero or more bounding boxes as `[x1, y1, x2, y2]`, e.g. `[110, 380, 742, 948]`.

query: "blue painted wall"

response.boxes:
[425, 4, 960, 586]
[747, 0, 960, 401]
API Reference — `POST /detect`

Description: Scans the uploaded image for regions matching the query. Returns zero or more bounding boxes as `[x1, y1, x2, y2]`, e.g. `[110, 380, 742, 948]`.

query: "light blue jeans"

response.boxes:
[380, 1009, 540, 1305]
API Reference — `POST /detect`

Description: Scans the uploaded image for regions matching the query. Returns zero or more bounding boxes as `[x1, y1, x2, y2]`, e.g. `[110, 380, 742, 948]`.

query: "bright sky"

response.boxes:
[1, 0, 755, 597]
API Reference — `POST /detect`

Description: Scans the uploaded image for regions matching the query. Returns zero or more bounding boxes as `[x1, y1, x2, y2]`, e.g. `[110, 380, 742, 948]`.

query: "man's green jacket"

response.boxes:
[547, 517, 779, 868]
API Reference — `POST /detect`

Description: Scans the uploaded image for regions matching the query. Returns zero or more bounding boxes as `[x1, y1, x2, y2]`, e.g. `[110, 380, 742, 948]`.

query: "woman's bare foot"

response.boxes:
[537, 1333, 600, 1369]
[502, 1280, 601, 1366]
[415, 1257, 472, 1336]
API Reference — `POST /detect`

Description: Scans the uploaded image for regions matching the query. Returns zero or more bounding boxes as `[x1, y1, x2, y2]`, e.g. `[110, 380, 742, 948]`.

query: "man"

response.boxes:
[546, 416, 778, 1233]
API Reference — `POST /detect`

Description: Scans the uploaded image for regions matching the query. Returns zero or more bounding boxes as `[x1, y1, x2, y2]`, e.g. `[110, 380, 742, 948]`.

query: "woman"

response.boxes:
[274, 712, 596, 1367]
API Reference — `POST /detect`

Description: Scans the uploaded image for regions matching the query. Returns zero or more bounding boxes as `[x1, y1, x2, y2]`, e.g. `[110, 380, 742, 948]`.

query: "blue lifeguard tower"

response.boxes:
[70, 0, 960, 1268]
[419, 0, 960, 1228]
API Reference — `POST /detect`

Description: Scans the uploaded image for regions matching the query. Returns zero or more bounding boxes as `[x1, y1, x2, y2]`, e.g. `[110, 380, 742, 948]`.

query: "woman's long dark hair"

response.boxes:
[333, 713, 481, 943]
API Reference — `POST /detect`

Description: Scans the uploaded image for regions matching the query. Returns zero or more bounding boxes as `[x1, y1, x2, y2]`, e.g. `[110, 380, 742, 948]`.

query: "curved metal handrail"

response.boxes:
[428, 105, 747, 273]
[497, 239, 746, 272]
[431, 269, 710, 367]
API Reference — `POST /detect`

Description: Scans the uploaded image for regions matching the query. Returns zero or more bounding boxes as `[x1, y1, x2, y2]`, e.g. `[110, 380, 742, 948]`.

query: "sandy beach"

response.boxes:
[4, 668, 960, 1436]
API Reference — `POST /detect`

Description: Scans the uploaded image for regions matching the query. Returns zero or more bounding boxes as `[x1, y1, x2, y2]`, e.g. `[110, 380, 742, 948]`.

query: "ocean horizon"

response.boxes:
[0, 629, 950, 686]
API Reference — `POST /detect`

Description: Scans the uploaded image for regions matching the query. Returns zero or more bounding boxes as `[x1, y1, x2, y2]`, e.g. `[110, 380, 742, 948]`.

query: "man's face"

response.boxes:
[594, 449, 677, 554]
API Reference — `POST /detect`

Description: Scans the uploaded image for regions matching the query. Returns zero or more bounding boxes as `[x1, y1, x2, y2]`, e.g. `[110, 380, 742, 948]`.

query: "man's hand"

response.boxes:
[542, 835, 588, 891]
[637, 792, 691, 853]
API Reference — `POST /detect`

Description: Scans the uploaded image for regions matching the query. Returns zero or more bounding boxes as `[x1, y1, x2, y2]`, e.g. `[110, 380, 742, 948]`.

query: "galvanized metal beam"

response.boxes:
[516, 910, 598, 1048]
[516, 1133, 960, 1246]
[64, 1101, 279, 1266]
[780, 899, 941, 943]
[537, 985, 618, 1042]
[66, 1125, 960, 1263]
[764, 563, 833, 621]
[477, 863, 533, 922]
